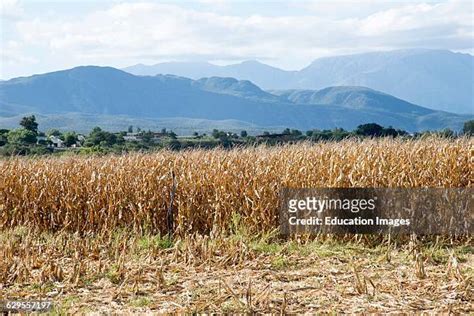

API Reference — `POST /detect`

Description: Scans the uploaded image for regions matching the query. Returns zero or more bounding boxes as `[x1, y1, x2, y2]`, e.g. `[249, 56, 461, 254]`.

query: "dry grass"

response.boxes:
[0, 137, 473, 313]
[0, 228, 472, 313]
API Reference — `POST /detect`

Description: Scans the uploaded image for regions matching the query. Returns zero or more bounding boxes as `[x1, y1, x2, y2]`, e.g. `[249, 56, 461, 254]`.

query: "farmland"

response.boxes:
[0, 138, 472, 313]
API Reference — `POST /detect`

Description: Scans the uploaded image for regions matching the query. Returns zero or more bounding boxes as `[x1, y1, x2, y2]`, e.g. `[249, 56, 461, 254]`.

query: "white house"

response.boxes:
[124, 132, 139, 141]
[49, 135, 65, 148]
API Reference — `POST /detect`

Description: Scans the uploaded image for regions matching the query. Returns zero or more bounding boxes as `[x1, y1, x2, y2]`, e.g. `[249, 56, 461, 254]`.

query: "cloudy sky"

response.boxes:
[1, 0, 473, 79]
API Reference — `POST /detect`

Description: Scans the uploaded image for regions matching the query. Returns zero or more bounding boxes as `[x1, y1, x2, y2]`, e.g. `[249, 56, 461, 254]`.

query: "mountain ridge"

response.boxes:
[0, 66, 471, 132]
[123, 49, 473, 114]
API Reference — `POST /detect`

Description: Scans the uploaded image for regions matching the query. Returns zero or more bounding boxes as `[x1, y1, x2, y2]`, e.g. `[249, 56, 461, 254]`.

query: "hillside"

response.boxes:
[123, 49, 474, 114]
[296, 49, 473, 114]
[0, 66, 471, 132]
[192, 77, 281, 102]
[272, 86, 433, 115]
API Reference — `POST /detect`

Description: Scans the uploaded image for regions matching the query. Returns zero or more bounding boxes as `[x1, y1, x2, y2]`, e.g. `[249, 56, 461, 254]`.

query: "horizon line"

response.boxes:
[2, 48, 473, 81]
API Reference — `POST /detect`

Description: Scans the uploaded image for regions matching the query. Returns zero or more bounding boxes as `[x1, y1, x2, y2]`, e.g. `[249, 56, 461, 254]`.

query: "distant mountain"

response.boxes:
[124, 60, 294, 90]
[296, 49, 473, 114]
[272, 86, 433, 115]
[123, 49, 474, 114]
[124, 62, 220, 78]
[0, 66, 471, 132]
[0, 67, 297, 127]
[192, 77, 281, 102]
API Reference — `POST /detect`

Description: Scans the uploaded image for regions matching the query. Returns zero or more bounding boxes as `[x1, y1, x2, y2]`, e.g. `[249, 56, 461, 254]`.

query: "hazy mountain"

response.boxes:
[272, 86, 433, 115]
[0, 66, 471, 132]
[124, 60, 294, 90]
[124, 61, 221, 78]
[123, 49, 473, 114]
[0, 66, 296, 127]
[296, 49, 473, 114]
[192, 77, 282, 102]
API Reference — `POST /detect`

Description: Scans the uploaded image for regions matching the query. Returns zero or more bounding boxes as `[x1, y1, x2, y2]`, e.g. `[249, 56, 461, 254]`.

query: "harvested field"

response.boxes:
[0, 229, 472, 313]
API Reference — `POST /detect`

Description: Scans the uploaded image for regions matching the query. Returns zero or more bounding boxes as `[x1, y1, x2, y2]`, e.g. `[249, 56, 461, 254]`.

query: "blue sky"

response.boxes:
[1, 0, 473, 79]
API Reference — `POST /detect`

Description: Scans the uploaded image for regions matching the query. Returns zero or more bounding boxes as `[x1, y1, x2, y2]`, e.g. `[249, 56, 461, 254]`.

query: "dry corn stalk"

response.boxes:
[0, 138, 472, 236]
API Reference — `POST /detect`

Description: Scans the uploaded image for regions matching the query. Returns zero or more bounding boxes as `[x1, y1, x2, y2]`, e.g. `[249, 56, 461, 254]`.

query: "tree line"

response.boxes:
[0, 115, 473, 156]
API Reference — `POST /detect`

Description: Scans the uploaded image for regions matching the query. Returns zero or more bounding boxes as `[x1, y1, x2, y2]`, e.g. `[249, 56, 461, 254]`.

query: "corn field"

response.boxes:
[0, 138, 472, 235]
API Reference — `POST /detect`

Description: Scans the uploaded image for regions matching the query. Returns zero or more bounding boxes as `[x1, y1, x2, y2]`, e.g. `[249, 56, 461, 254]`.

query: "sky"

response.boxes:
[1, 0, 473, 79]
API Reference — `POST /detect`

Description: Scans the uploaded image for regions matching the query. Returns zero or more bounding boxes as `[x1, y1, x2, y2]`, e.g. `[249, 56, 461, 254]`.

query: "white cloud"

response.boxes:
[196, 0, 231, 11]
[3, 0, 474, 77]
[292, 0, 404, 18]
[0, 0, 24, 19]
[0, 40, 38, 79]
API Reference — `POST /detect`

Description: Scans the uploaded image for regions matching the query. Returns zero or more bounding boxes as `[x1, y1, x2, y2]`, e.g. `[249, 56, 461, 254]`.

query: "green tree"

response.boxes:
[240, 130, 248, 138]
[168, 131, 177, 139]
[141, 131, 154, 144]
[47, 129, 62, 137]
[0, 144, 29, 156]
[212, 129, 229, 139]
[166, 139, 181, 150]
[331, 128, 349, 140]
[0, 129, 9, 146]
[85, 127, 121, 147]
[381, 126, 398, 137]
[438, 128, 454, 138]
[381, 126, 408, 137]
[7, 128, 37, 144]
[290, 129, 302, 136]
[19, 115, 39, 134]
[128, 125, 134, 133]
[355, 123, 384, 137]
[63, 132, 78, 147]
[462, 120, 474, 136]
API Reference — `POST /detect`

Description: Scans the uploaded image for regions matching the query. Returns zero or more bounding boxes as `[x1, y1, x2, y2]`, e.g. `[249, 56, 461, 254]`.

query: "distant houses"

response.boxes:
[255, 133, 290, 140]
[123, 133, 140, 141]
[37, 134, 85, 148]
[49, 136, 65, 148]
[123, 132, 169, 143]
[77, 135, 86, 144]
[35, 131, 170, 150]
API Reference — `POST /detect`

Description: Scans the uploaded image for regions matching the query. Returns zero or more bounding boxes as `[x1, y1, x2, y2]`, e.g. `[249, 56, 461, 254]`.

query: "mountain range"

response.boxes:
[0, 65, 471, 133]
[124, 49, 474, 115]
